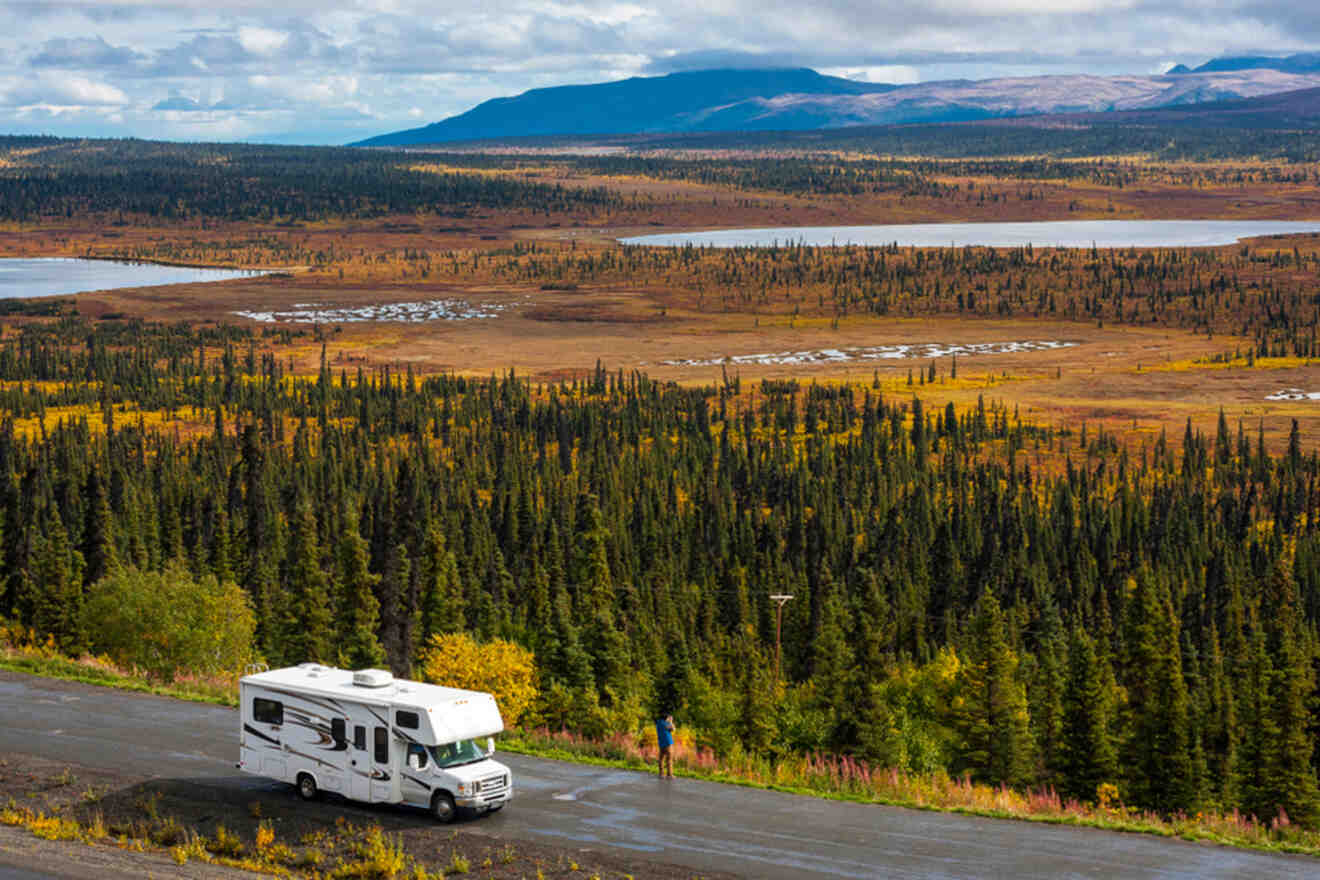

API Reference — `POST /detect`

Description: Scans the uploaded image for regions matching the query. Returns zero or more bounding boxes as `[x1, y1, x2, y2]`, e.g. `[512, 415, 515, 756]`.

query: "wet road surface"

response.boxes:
[2, 671, 1316, 879]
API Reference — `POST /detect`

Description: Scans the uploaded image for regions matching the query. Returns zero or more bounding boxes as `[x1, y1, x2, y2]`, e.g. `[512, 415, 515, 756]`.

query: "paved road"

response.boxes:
[1, 671, 1316, 879]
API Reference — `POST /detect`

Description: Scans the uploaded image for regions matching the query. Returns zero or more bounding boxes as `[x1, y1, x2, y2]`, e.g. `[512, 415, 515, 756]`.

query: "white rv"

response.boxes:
[238, 664, 513, 822]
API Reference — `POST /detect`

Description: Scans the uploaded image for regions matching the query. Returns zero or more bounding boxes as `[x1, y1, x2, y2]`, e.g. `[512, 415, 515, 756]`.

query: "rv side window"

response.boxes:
[374, 727, 388, 764]
[396, 710, 420, 730]
[253, 697, 283, 725]
[331, 718, 346, 747]
[353, 725, 366, 751]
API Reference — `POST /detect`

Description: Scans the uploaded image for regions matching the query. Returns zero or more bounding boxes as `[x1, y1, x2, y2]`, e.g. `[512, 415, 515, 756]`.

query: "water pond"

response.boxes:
[620, 219, 1320, 249]
[0, 258, 268, 300]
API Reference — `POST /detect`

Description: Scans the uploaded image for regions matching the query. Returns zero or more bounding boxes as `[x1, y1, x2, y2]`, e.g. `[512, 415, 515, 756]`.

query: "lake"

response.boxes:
[0, 258, 268, 300]
[620, 219, 1320, 249]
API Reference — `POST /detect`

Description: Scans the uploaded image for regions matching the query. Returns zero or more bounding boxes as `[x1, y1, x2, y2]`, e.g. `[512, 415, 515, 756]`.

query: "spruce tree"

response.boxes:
[811, 585, 856, 748]
[30, 515, 86, 653]
[80, 467, 116, 586]
[653, 640, 691, 719]
[417, 525, 464, 644]
[1121, 571, 1195, 813]
[1264, 622, 1320, 826]
[1029, 608, 1067, 787]
[546, 584, 595, 692]
[1059, 627, 1117, 803]
[378, 542, 412, 673]
[337, 508, 385, 670]
[1237, 622, 1278, 821]
[954, 591, 1033, 786]
[209, 502, 234, 584]
[1199, 623, 1238, 810]
[1262, 555, 1320, 825]
[282, 496, 333, 664]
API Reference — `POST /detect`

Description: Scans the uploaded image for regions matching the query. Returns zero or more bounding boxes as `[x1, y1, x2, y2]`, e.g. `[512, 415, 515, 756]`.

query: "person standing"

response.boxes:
[656, 714, 675, 778]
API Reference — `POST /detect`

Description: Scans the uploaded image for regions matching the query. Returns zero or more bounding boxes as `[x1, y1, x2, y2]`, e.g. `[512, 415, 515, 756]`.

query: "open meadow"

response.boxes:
[5, 142, 1320, 451]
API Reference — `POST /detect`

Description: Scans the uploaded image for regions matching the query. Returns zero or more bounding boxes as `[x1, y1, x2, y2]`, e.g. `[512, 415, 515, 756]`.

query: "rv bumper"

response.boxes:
[457, 788, 512, 810]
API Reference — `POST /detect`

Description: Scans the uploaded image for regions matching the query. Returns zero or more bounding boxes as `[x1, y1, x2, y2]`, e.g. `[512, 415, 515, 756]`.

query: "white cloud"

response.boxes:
[0, 0, 1317, 142]
[2, 74, 129, 107]
[238, 26, 289, 55]
[821, 65, 921, 84]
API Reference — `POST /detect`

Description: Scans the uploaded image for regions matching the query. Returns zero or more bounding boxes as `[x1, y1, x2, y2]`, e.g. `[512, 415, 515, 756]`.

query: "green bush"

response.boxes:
[82, 564, 255, 680]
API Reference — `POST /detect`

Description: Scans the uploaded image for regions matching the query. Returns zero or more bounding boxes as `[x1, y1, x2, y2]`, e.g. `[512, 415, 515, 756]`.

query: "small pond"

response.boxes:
[620, 220, 1320, 249]
[0, 258, 268, 300]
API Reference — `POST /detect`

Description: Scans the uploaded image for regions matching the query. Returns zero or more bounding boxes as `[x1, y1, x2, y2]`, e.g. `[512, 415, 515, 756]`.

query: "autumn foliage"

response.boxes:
[418, 632, 537, 727]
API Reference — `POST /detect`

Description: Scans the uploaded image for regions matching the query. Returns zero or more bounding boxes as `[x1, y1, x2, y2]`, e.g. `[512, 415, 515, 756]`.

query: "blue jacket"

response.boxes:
[656, 718, 674, 748]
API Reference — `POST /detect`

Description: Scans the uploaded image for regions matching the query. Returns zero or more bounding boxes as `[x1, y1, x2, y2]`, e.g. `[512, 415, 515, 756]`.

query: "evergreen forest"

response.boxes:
[2, 317, 1319, 827]
[0, 137, 617, 223]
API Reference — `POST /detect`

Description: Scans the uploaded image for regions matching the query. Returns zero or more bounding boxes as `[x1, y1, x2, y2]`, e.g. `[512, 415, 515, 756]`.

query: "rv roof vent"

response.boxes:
[353, 669, 394, 688]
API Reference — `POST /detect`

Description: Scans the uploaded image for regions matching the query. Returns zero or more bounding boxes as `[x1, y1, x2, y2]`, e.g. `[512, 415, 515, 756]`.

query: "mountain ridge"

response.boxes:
[1182, 52, 1320, 75]
[353, 65, 1320, 147]
[985, 85, 1320, 130]
[355, 68, 896, 147]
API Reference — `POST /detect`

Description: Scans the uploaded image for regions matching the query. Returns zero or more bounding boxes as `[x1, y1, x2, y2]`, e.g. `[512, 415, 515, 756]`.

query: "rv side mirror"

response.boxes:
[407, 753, 421, 771]
[486, 737, 495, 756]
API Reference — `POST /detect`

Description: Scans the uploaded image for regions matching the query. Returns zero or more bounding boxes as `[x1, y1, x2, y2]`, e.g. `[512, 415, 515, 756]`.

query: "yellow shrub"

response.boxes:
[255, 821, 275, 851]
[418, 633, 537, 727]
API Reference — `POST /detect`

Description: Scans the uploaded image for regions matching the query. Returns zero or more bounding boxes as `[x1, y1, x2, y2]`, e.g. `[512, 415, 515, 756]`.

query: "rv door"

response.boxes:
[371, 725, 392, 802]
[349, 724, 371, 802]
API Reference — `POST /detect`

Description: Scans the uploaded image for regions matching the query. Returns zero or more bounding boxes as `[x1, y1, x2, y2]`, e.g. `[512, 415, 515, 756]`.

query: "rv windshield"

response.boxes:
[428, 739, 489, 768]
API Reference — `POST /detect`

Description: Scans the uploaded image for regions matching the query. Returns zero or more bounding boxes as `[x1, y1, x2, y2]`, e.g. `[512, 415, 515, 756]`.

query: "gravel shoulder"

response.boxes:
[0, 751, 723, 879]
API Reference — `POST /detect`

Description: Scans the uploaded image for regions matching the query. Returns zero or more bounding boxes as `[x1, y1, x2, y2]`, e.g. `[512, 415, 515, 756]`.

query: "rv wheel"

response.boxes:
[296, 773, 318, 801]
[431, 792, 457, 823]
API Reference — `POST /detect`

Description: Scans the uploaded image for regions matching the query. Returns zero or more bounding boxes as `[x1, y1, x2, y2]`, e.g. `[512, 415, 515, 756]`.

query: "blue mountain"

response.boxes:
[1183, 53, 1320, 75]
[352, 68, 897, 147]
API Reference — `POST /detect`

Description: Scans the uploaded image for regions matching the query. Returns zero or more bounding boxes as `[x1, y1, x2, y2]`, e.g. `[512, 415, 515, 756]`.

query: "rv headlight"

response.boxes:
[457, 782, 471, 795]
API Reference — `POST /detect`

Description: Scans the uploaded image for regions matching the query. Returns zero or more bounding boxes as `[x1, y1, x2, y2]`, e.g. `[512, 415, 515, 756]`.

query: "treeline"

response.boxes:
[596, 123, 1320, 162]
[2, 318, 1320, 825]
[432, 239, 1320, 358]
[0, 137, 618, 223]
[411, 151, 1320, 195]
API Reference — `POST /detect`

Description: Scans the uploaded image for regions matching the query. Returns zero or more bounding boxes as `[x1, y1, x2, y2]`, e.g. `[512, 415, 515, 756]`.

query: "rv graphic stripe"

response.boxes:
[403, 774, 433, 791]
[243, 723, 281, 747]
[283, 745, 341, 771]
[259, 688, 350, 719]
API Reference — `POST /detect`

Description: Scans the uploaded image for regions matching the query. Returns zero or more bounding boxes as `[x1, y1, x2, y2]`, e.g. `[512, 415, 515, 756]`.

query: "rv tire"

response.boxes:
[296, 773, 318, 801]
[431, 791, 457, 823]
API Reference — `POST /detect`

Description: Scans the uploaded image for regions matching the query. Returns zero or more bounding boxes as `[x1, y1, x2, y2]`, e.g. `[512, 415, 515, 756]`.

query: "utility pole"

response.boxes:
[770, 593, 794, 682]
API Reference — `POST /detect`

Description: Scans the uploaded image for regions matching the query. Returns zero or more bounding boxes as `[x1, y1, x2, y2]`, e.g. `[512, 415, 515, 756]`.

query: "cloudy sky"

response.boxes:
[0, 0, 1315, 145]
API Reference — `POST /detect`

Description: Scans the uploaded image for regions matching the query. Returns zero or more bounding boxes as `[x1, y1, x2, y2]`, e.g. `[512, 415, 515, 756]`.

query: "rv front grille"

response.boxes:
[477, 773, 509, 796]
